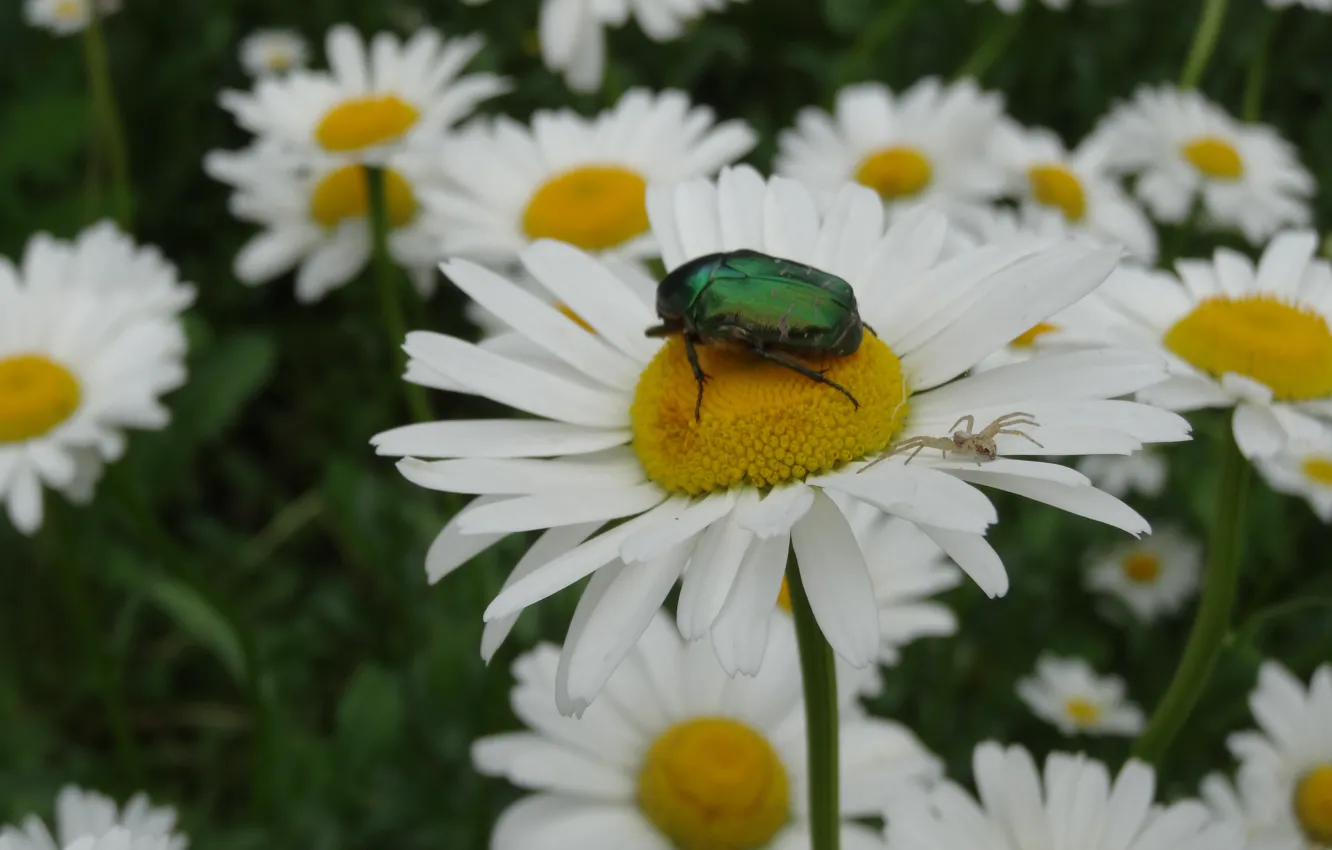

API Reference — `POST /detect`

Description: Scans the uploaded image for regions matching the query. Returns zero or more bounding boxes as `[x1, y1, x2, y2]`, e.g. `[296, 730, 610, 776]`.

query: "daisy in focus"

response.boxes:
[1078, 451, 1167, 499]
[0, 785, 185, 850]
[475, 612, 939, 850]
[1050, 230, 1332, 459]
[1226, 661, 1332, 850]
[1254, 427, 1332, 521]
[1092, 85, 1314, 244]
[426, 88, 756, 270]
[373, 166, 1190, 713]
[238, 29, 309, 78]
[0, 226, 190, 534]
[775, 79, 1007, 223]
[1084, 525, 1200, 622]
[1016, 654, 1144, 737]
[205, 145, 443, 302]
[23, 0, 120, 35]
[993, 120, 1156, 262]
[219, 25, 509, 163]
[884, 742, 1244, 850]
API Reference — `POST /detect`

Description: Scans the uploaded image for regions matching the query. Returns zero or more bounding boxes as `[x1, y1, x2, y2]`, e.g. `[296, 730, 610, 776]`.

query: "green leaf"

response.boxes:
[174, 331, 277, 445]
[822, 0, 872, 35]
[335, 663, 405, 766]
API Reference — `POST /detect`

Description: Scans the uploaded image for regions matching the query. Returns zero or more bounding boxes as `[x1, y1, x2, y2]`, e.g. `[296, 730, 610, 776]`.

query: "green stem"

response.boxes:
[954, 8, 1024, 83]
[1179, 0, 1228, 90]
[836, 0, 923, 85]
[82, 14, 132, 229]
[785, 552, 840, 850]
[1132, 429, 1247, 764]
[365, 165, 432, 423]
[1242, 9, 1280, 122]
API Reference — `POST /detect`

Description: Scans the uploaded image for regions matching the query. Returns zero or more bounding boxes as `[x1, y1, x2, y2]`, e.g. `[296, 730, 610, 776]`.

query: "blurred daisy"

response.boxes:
[1229, 661, 1332, 850]
[475, 611, 938, 850]
[532, 0, 749, 93]
[426, 88, 755, 268]
[1016, 654, 1144, 737]
[373, 166, 1190, 712]
[1078, 451, 1167, 499]
[220, 25, 509, 163]
[23, 0, 120, 34]
[1092, 86, 1313, 244]
[775, 79, 1007, 221]
[205, 144, 441, 302]
[884, 742, 1244, 850]
[1200, 771, 1299, 850]
[1050, 231, 1332, 459]
[1266, 0, 1332, 10]
[994, 121, 1156, 261]
[1254, 426, 1332, 521]
[0, 229, 189, 534]
[239, 29, 309, 77]
[971, 0, 1128, 9]
[1085, 525, 1200, 622]
[0, 786, 185, 850]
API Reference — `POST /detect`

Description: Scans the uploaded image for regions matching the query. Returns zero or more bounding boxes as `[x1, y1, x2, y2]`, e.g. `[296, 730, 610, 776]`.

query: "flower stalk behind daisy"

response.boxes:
[81, 13, 132, 228]
[1179, 0, 1228, 89]
[1133, 423, 1248, 763]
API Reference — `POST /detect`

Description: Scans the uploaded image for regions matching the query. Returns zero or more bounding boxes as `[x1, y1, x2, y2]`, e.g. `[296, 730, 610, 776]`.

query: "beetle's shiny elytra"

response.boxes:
[644, 249, 867, 421]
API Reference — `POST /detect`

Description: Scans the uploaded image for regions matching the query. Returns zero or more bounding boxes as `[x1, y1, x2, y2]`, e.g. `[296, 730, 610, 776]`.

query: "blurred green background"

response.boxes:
[1, 0, 1331, 847]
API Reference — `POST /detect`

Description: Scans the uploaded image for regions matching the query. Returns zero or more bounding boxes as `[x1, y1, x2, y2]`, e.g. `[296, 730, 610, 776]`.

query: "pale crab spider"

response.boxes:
[859, 412, 1044, 472]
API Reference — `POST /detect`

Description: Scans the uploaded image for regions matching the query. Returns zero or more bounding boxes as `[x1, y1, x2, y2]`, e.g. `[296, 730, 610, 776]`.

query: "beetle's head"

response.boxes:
[654, 254, 723, 320]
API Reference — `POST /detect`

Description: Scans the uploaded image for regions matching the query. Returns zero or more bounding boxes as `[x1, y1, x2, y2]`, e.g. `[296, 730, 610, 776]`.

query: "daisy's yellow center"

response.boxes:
[1301, 457, 1332, 486]
[522, 166, 649, 251]
[54, 0, 84, 21]
[855, 146, 932, 200]
[638, 717, 789, 850]
[775, 578, 792, 612]
[1294, 765, 1332, 844]
[1163, 294, 1332, 402]
[265, 50, 295, 72]
[1012, 322, 1058, 348]
[1064, 698, 1103, 726]
[309, 164, 416, 229]
[1028, 164, 1087, 221]
[1181, 136, 1244, 180]
[0, 355, 81, 443]
[1120, 550, 1161, 584]
[315, 94, 420, 152]
[631, 335, 908, 494]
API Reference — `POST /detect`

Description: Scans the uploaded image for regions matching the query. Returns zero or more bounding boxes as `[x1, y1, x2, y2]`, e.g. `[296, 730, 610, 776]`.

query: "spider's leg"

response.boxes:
[998, 428, 1045, 448]
[904, 443, 926, 465]
[683, 334, 709, 422]
[748, 347, 860, 409]
[948, 414, 975, 434]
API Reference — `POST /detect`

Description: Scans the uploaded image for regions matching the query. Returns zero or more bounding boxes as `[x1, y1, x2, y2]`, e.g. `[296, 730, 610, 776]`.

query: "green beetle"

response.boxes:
[644, 249, 866, 421]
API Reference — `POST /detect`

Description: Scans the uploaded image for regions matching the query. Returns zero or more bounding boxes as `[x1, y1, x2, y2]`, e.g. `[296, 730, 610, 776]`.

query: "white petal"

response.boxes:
[675, 501, 756, 640]
[457, 484, 667, 534]
[820, 465, 996, 533]
[948, 469, 1150, 535]
[734, 482, 814, 538]
[371, 419, 630, 458]
[425, 495, 508, 583]
[917, 525, 1009, 597]
[620, 490, 736, 564]
[791, 490, 879, 668]
[710, 532, 790, 676]
[1232, 402, 1286, 459]
[472, 733, 632, 798]
[397, 455, 644, 495]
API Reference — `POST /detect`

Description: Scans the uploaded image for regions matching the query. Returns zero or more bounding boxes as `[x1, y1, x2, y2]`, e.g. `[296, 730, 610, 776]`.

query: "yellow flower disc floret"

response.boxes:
[522, 166, 649, 251]
[1028, 164, 1087, 221]
[855, 146, 932, 200]
[1301, 457, 1332, 486]
[316, 94, 420, 152]
[638, 717, 789, 850]
[1064, 698, 1102, 726]
[1295, 765, 1332, 845]
[0, 354, 81, 443]
[632, 335, 908, 494]
[1181, 136, 1244, 180]
[1120, 550, 1161, 583]
[1163, 294, 1332, 401]
[310, 164, 417, 229]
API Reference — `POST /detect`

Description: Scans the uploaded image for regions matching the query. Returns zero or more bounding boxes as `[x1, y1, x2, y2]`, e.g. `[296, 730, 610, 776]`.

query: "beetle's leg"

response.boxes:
[747, 347, 860, 410]
[683, 334, 708, 422]
[644, 320, 682, 338]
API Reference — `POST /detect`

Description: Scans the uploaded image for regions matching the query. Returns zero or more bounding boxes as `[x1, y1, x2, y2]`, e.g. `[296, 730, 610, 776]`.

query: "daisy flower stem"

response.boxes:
[1132, 428, 1248, 764]
[82, 14, 133, 229]
[785, 552, 840, 850]
[366, 165, 432, 423]
[1178, 0, 1228, 91]
[955, 8, 1024, 83]
[1242, 9, 1281, 122]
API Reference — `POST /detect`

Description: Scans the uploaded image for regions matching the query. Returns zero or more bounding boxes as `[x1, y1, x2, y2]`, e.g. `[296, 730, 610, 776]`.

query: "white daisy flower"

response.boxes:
[0, 786, 184, 850]
[1254, 425, 1332, 521]
[426, 88, 756, 269]
[884, 742, 1245, 850]
[23, 0, 120, 35]
[204, 144, 442, 302]
[238, 29, 309, 78]
[1226, 661, 1332, 850]
[775, 79, 1007, 222]
[373, 166, 1190, 712]
[1050, 230, 1332, 459]
[993, 121, 1156, 262]
[532, 0, 749, 93]
[1266, 0, 1332, 10]
[1016, 654, 1144, 737]
[1078, 451, 1167, 499]
[1200, 771, 1301, 850]
[1084, 525, 1200, 622]
[475, 610, 939, 850]
[1091, 85, 1314, 244]
[219, 25, 509, 163]
[0, 228, 189, 534]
